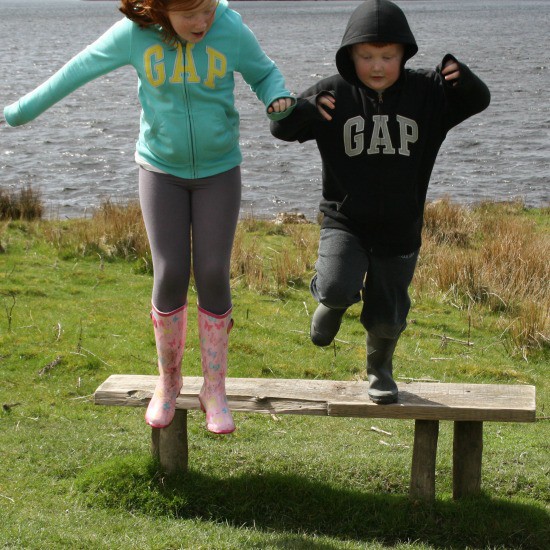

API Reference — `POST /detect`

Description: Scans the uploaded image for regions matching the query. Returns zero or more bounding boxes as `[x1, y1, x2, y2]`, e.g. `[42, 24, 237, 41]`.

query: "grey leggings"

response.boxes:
[139, 166, 241, 315]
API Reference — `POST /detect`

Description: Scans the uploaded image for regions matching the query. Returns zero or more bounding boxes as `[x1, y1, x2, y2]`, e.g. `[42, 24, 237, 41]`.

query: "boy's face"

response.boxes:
[351, 43, 405, 92]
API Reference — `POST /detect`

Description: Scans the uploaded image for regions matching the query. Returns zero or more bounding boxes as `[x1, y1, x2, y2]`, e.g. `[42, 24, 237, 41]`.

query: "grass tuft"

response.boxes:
[76, 455, 190, 517]
[0, 185, 43, 220]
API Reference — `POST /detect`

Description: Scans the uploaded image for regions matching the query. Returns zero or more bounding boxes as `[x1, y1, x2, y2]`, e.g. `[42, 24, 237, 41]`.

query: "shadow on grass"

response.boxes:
[76, 455, 549, 549]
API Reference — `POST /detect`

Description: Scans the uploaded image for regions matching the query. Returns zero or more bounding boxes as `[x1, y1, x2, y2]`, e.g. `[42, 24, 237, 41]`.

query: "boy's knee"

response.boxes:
[361, 319, 406, 340]
[311, 276, 360, 309]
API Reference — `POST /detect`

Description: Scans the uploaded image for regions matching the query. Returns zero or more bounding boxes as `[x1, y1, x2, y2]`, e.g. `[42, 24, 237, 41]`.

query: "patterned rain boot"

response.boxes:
[145, 303, 187, 428]
[197, 306, 235, 434]
[366, 332, 399, 404]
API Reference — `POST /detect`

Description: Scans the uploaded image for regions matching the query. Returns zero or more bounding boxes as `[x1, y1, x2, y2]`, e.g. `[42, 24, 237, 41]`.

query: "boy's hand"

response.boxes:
[442, 60, 461, 86]
[317, 93, 336, 121]
[267, 97, 294, 113]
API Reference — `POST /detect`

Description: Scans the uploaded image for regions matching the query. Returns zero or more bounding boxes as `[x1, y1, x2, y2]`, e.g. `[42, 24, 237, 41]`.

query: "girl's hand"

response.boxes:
[267, 97, 294, 113]
[442, 61, 460, 85]
[317, 93, 335, 121]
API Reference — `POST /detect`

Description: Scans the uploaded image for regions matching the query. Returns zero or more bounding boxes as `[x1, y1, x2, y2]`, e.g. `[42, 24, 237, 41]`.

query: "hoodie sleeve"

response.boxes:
[3, 19, 132, 127]
[270, 81, 336, 142]
[236, 23, 295, 121]
[438, 54, 491, 130]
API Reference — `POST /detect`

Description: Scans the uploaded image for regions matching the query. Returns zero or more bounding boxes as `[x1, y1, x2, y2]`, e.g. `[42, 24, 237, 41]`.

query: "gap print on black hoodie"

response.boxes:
[271, 0, 490, 257]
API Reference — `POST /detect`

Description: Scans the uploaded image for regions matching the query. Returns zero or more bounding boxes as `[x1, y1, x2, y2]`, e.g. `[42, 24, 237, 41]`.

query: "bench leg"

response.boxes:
[410, 419, 439, 501]
[151, 409, 188, 474]
[453, 420, 483, 499]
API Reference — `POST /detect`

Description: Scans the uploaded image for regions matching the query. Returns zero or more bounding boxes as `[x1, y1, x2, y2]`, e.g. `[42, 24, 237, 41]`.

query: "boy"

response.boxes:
[270, 0, 490, 404]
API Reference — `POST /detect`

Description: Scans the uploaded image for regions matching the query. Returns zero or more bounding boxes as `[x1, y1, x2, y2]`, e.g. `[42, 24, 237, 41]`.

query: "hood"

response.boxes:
[336, 0, 418, 85]
[215, 0, 229, 20]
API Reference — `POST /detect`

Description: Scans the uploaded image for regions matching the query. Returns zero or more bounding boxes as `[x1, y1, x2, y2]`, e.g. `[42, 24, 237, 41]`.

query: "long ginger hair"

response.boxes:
[119, 0, 212, 44]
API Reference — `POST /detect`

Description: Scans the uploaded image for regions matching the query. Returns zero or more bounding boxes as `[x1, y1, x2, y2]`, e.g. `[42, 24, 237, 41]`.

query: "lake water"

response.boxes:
[1, 0, 548, 219]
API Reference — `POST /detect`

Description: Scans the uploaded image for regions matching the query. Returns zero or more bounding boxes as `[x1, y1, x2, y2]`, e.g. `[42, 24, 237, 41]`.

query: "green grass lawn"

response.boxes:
[1, 217, 548, 549]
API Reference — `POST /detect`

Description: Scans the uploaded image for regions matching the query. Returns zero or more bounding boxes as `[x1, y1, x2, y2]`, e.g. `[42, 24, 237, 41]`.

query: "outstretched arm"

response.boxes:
[237, 23, 295, 121]
[4, 19, 132, 127]
[270, 82, 336, 143]
[439, 54, 491, 129]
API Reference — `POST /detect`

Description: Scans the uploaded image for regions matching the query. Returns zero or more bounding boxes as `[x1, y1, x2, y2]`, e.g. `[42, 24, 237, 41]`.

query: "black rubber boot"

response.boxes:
[310, 303, 346, 347]
[366, 333, 399, 404]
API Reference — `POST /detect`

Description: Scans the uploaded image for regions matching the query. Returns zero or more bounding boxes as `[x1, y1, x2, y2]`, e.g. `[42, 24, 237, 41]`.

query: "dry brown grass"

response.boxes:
[42, 200, 150, 265]
[5, 187, 546, 354]
[423, 197, 477, 247]
[0, 185, 43, 220]
[230, 217, 318, 294]
[271, 224, 318, 292]
[230, 222, 271, 293]
[416, 198, 549, 354]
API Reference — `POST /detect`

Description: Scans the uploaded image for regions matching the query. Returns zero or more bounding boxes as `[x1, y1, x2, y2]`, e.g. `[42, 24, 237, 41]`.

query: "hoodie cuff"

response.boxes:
[439, 53, 460, 87]
[266, 97, 297, 121]
[3, 102, 24, 127]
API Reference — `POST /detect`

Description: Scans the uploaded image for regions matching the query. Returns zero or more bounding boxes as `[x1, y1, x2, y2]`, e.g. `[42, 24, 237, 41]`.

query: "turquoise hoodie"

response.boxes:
[3, 0, 294, 179]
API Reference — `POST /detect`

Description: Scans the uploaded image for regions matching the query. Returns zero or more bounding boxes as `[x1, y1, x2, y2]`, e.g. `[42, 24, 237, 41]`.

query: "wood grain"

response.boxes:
[95, 375, 536, 422]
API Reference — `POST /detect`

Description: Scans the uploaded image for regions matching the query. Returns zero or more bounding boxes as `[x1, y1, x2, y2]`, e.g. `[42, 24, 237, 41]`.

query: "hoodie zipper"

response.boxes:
[376, 92, 384, 148]
[182, 41, 197, 178]
[375, 91, 384, 251]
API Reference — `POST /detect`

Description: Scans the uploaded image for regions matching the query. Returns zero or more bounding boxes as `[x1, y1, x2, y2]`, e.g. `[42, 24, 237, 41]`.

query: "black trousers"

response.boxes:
[310, 228, 419, 339]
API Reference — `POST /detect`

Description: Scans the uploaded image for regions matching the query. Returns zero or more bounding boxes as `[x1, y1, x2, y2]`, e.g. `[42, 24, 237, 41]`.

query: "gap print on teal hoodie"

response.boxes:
[3, 0, 294, 179]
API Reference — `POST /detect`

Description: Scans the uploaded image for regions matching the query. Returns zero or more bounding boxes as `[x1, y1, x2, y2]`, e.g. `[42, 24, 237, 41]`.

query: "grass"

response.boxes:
[0, 194, 549, 549]
[0, 185, 43, 221]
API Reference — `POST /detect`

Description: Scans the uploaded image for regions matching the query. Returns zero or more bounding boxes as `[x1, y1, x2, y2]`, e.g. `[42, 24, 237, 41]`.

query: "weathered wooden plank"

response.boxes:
[453, 421, 483, 499]
[94, 375, 536, 422]
[410, 420, 439, 501]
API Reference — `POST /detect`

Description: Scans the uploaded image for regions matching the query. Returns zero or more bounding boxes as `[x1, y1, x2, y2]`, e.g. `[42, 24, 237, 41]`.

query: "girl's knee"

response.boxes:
[196, 261, 229, 287]
[155, 264, 188, 295]
[195, 265, 231, 309]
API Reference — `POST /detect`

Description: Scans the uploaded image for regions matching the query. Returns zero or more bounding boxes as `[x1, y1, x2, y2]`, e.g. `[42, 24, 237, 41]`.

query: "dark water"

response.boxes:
[1, 0, 548, 219]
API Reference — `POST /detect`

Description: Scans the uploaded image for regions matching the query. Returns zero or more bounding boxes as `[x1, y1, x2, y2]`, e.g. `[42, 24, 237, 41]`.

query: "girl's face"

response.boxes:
[167, 0, 218, 43]
[351, 43, 405, 92]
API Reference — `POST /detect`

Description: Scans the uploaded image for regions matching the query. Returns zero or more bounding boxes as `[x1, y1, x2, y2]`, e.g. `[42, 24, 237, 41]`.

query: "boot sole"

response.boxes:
[368, 393, 398, 405]
[198, 395, 236, 434]
[310, 306, 344, 347]
[145, 417, 173, 429]
[310, 329, 335, 347]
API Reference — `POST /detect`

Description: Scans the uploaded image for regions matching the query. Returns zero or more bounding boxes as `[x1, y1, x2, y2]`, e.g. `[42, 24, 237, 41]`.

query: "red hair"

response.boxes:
[119, 0, 212, 45]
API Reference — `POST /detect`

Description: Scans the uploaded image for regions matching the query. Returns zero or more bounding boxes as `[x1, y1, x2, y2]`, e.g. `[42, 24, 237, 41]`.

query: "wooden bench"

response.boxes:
[94, 375, 536, 501]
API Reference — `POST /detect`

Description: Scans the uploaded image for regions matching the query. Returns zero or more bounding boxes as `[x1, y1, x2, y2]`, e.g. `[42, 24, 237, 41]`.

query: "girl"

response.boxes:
[4, 0, 294, 434]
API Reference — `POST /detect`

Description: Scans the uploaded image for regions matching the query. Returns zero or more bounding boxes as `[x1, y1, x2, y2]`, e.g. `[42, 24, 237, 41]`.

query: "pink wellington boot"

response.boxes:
[197, 306, 235, 434]
[145, 303, 187, 429]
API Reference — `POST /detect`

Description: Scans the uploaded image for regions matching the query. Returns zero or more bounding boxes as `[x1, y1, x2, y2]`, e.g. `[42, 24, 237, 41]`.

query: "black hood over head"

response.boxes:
[336, 0, 418, 85]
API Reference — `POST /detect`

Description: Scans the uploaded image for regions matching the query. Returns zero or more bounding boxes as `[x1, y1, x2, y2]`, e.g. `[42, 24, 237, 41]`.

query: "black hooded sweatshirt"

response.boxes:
[271, 0, 490, 256]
